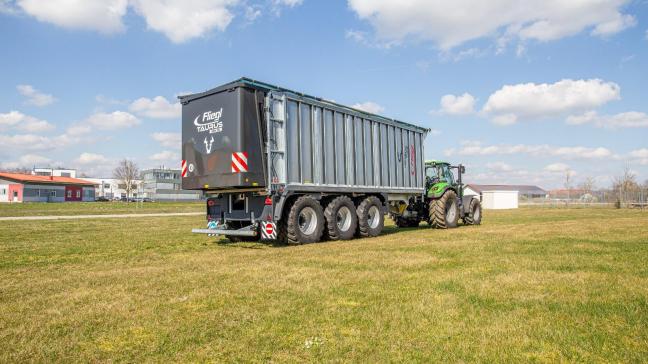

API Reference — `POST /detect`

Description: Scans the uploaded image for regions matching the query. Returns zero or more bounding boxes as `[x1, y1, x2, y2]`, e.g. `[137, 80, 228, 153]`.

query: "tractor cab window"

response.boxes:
[426, 164, 454, 184]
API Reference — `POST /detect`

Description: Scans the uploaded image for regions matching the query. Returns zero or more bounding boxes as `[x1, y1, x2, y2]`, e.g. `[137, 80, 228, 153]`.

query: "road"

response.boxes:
[0, 212, 203, 221]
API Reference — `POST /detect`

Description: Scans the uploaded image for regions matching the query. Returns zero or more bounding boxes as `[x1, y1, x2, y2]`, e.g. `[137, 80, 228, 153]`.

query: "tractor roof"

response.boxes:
[425, 160, 449, 165]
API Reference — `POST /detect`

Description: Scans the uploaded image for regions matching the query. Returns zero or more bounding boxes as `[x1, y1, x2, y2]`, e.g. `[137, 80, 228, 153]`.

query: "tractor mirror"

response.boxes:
[460, 165, 466, 174]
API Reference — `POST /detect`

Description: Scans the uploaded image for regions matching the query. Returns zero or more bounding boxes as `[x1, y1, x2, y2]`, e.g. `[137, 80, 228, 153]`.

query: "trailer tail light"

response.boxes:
[207, 199, 216, 207]
[264, 196, 272, 206]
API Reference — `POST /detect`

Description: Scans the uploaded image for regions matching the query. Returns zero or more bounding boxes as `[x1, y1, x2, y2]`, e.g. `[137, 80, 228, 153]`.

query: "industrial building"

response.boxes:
[464, 184, 547, 209]
[85, 177, 143, 200]
[0, 172, 95, 203]
[141, 168, 202, 201]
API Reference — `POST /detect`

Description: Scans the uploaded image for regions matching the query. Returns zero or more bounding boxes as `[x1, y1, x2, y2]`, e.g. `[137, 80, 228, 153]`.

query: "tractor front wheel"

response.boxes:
[428, 190, 459, 229]
[463, 198, 482, 225]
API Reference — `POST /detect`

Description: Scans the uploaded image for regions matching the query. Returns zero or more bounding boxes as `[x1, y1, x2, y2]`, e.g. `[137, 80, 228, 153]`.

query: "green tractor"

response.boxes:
[391, 160, 482, 229]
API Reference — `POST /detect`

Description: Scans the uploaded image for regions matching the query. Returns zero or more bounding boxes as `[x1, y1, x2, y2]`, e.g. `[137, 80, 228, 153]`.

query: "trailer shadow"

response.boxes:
[211, 224, 420, 249]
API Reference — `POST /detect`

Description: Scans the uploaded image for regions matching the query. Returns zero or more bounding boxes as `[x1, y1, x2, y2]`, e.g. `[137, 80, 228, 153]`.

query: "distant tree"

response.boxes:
[2, 167, 31, 174]
[612, 164, 639, 207]
[578, 176, 596, 193]
[564, 169, 574, 202]
[113, 159, 139, 199]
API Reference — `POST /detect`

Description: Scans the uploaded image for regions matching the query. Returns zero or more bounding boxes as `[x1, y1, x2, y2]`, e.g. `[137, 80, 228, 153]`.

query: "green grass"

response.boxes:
[0, 201, 202, 217]
[1, 208, 647, 362]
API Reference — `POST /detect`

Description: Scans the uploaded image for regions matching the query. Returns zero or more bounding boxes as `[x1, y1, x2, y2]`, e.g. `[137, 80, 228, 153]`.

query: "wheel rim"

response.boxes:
[298, 207, 318, 235]
[473, 206, 480, 221]
[336, 206, 352, 231]
[446, 200, 457, 222]
[368, 205, 381, 229]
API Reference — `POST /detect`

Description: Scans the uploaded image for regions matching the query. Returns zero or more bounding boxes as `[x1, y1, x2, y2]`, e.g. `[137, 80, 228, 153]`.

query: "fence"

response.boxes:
[519, 189, 648, 209]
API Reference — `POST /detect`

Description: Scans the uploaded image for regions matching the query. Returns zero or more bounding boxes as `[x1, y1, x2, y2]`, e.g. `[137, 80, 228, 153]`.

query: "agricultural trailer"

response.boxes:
[180, 78, 481, 244]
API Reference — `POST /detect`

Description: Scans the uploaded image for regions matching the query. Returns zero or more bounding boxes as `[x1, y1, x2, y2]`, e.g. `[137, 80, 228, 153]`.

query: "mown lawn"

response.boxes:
[0, 201, 203, 217]
[0, 208, 647, 362]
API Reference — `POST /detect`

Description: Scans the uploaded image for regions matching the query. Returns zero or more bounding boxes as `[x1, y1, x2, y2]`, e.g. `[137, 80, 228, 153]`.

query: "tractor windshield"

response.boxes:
[426, 164, 454, 184]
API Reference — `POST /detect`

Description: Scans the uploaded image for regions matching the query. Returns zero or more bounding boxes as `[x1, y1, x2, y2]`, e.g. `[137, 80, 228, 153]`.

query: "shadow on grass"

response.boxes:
[211, 223, 426, 249]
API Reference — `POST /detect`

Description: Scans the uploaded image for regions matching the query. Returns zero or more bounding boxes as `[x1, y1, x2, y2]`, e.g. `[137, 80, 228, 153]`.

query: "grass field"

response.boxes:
[1, 208, 647, 362]
[0, 201, 203, 217]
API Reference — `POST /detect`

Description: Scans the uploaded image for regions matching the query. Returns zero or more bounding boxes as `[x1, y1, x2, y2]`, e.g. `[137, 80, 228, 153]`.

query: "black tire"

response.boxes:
[285, 195, 325, 244]
[463, 198, 482, 225]
[357, 196, 384, 237]
[428, 190, 459, 229]
[324, 196, 358, 240]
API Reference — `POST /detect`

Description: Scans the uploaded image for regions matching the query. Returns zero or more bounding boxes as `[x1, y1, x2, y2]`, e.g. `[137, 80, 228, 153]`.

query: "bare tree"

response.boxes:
[578, 176, 596, 193]
[612, 164, 639, 207]
[113, 159, 139, 199]
[564, 169, 573, 202]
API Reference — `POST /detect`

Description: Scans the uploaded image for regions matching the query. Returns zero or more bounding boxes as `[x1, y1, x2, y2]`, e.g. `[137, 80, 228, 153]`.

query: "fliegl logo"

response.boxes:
[194, 108, 223, 134]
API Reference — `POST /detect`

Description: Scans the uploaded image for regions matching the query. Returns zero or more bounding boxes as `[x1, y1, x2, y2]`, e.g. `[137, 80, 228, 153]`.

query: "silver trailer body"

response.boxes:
[180, 78, 430, 240]
[265, 92, 427, 197]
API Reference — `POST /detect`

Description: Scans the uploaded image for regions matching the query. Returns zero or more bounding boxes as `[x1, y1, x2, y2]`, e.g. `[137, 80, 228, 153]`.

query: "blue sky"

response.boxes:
[1, 0, 647, 189]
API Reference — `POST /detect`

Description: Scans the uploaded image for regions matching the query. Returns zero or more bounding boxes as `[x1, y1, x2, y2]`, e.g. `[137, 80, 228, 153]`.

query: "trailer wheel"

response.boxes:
[463, 198, 482, 225]
[429, 190, 459, 229]
[324, 196, 358, 240]
[286, 195, 325, 244]
[357, 196, 384, 237]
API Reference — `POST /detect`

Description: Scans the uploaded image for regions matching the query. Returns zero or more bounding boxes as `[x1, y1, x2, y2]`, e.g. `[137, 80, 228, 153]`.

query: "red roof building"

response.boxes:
[0, 172, 96, 203]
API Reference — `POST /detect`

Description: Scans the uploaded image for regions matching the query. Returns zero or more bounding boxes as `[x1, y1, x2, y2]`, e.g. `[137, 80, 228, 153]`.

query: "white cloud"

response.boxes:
[16, 84, 56, 107]
[566, 111, 648, 129]
[0, 111, 55, 133]
[17, 0, 128, 34]
[75, 152, 109, 165]
[482, 79, 620, 125]
[445, 141, 613, 160]
[486, 162, 513, 172]
[352, 101, 385, 114]
[150, 150, 180, 161]
[348, 0, 635, 50]
[544, 163, 571, 173]
[439, 93, 475, 115]
[129, 96, 181, 119]
[271, 0, 302, 15]
[86, 111, 140, 130]
[0, 154, 53, 170]
[151, 132, 181, 148]
[131, 0, 237, 43]
[629, 148, 648, 165]
[66, 123, 92, 136]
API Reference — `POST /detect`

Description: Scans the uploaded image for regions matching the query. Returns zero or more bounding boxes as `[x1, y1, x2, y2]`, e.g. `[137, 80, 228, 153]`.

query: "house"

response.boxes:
[84, 178, 143, 200]
[463, 184, 547, 209]
[0, 172, 96, 203]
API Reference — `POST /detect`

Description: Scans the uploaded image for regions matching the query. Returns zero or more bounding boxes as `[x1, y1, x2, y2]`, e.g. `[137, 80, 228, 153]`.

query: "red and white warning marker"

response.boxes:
[261, 221, 277, 240]
[231, 152, 248, 173]
[181, 160, 188, 177]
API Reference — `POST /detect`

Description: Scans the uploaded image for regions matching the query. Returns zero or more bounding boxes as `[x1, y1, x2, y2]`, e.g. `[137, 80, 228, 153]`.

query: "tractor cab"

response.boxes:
[424, 160, 465, 198]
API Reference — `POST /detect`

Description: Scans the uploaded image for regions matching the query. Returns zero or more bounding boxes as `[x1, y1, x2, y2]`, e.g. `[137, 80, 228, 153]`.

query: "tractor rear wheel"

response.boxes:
[463, 198, 482, 225]
[324, 196, 358, 240]
[429, 190, 459, 229]
[357, 196, 384, 237]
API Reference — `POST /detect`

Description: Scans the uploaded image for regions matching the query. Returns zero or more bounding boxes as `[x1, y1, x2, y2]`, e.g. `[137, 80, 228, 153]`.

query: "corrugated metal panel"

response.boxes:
[270, 92, 426, 193]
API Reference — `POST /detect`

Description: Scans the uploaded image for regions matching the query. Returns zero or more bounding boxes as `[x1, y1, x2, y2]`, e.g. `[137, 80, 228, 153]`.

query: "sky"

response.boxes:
[0, 0, 647, 189]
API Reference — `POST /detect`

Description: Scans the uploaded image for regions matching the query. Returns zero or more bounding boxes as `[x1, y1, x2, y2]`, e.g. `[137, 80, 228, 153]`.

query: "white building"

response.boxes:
[464, 184, 520, 209]
[84, 178, 143, 200]
[32, 167, 77, 178]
